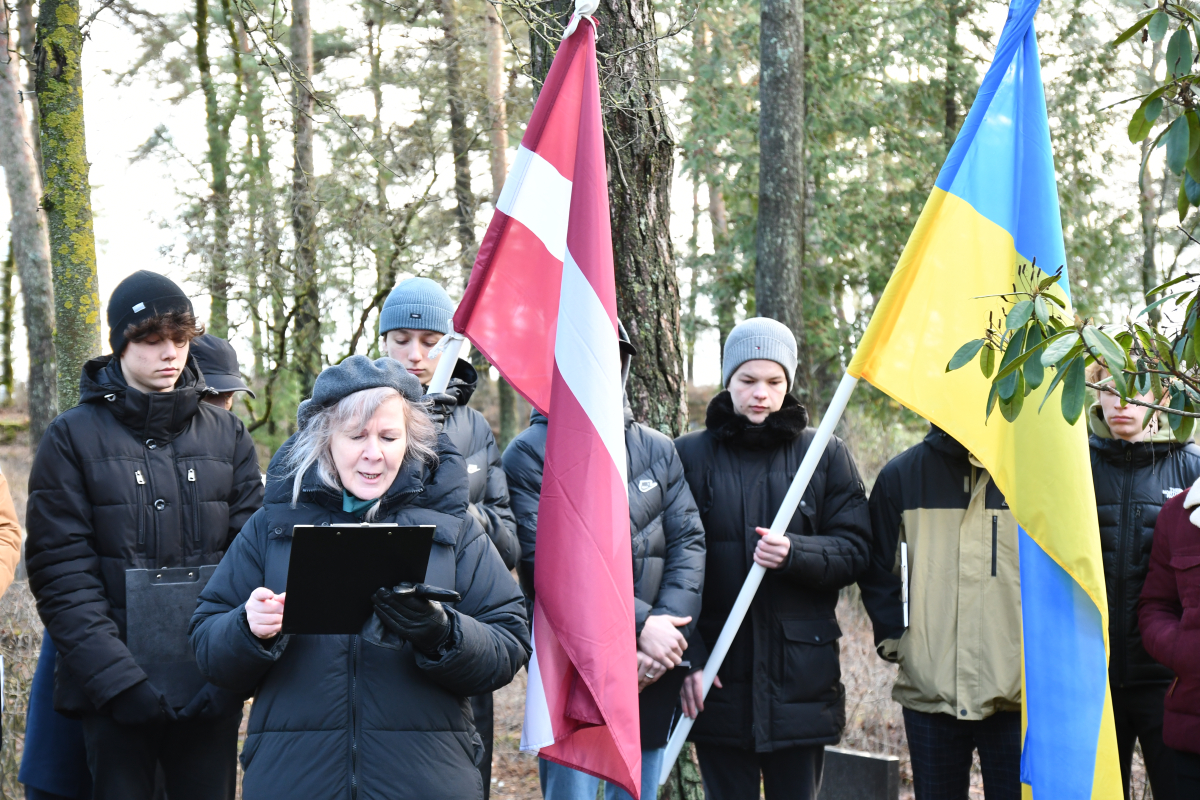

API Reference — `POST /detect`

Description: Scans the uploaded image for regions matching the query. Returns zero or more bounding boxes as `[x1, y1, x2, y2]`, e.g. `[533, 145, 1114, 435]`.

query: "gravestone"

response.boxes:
[816, 746, 900, 800]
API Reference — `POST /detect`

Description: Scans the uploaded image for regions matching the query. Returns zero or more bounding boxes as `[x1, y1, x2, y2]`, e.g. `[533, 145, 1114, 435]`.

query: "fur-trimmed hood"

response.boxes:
[704, 390, 809, 450]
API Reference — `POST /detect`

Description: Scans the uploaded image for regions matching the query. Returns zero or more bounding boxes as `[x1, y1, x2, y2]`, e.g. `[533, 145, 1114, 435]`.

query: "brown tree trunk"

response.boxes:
[755, 0, 805, 397]
[530, 0, 686, 435]
[442, 0, 476, 274]
[0, 243, 13, 406]
[290, 0, 321, 397]
[485, 1, 521, 448]
[35, 0, 99, 412]
[944, 0, 962, 148]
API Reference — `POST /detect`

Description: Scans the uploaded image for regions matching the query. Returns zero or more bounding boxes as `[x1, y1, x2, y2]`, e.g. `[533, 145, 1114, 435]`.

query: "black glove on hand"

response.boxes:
[108, 680, 176, 726]
[372, 582, 456, 656]
[178, 683, 238, 721]
[424, 392, 458, 429]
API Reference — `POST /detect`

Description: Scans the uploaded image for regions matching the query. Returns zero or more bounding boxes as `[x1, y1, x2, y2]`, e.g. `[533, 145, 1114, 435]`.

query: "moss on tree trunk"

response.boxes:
[35, 0, 100, 411]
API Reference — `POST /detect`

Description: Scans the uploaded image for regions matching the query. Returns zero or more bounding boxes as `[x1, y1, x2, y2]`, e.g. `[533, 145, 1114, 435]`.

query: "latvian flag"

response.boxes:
[452, 17, 642, 800]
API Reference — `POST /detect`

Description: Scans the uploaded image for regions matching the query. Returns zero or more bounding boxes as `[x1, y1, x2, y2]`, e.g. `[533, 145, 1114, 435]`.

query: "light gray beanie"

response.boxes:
[379, 277, 454, 336]
[722, 317, 798, 389]
[297, 356, 424, 429]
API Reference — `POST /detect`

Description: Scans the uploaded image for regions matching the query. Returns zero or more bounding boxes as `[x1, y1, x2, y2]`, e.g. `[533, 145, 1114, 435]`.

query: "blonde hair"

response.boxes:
[283, 387, 438, 519]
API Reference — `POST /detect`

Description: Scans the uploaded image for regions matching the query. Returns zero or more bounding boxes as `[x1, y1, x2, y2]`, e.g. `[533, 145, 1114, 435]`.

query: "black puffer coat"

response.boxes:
[189, 433, 530, 800]
[25, 355, 264, 714]
[674, 392, 871, 752]
[1088, 405, 1200, 687]
[502, 404, 706, 637]
[442, 360, 519, 570]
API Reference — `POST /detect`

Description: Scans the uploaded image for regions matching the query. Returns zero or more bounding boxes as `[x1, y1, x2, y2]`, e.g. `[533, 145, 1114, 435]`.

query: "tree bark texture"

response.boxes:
[18, 0, 42, 178]
[1, 0, 58, 442]
[531, 0, 686, 436]
[442, 0, 476, 275]
[290, 0, 321, 397]
[943, 0, 962, 148]
[754, 0, 805, 397]
[0, 243, 13, 405]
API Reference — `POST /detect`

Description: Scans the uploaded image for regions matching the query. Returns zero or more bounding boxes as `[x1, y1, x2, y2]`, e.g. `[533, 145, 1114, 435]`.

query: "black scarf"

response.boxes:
[705, 390, 809, 450]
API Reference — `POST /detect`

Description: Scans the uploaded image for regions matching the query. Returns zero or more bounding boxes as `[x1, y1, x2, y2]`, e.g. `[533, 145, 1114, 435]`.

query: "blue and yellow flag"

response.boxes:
[848, 0, 1119, 797]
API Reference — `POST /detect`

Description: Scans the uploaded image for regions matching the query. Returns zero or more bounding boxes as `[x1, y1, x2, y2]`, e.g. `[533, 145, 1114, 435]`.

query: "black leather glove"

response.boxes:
[108, 680, 176, 726]
[371, 582, 458, 656]
[178, 683, 240, 721]
[423, 392, 458, 429]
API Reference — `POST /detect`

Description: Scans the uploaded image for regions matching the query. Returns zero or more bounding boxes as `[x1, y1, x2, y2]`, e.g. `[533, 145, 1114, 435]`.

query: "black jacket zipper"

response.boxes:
[350, 634, 360, 800]
[1115, 449, 1134, 686]
[135, 470, 146, 547]
[189, 468, 200, 546]
[991, 515, 998, 577]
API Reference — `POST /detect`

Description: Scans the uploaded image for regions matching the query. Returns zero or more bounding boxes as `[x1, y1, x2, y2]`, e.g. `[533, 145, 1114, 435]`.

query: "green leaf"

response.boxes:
[1039, 353, 1076, 413]
[1033, 296, 1050, 326]
[1138, 289, 1192, 317]
[1000, 372, 1026, 422]
[1006, 300, 1034, 330]
[1129, 106, 1153, 143]
[1082, 326, 1132, 396]
[1169, 28, 1194, 77]
[1062, 357, 1087, 425]
[1146, 272, 1198, 296]
[1188, 145, 1200, 183]
[1186, 173, 1200, 207]
[980, 344, 995, 378]
[1114, 12, 1155, 46]
[1037, 271, 1062, 291]
[997, 328, 1027, 401]
[1024, 326, 1045, 390]
[947, 339, 986, 372]
[1189, 111, 1200, 157]
[1170, 385, 1186, 430]
[1150, 10, 1169, 42]
[1146, 97, 1164, 123]
[1041, 330, 1081, 366]
[1176, 410, 1195, 443]
[986, 382, 1000, 422]
[1169, 116, 1191, 175]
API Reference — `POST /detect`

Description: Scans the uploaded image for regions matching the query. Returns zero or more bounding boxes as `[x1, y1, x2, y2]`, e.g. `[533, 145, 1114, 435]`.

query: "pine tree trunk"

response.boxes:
[530, 0, 686, 436]
[755, 0, 805, 396]
[17, 0, 42, 177]
[0, 0, 57, 443]
[485, 0, 521, 448]
[442, 0, 476, 274]
[0, 243, 14, 406]
[290, 0, 321, 397]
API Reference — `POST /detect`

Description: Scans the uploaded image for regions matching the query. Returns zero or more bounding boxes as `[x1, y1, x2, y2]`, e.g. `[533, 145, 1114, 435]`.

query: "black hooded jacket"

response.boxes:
[442, 360, 519, 570]
[189, 432, 530, 800]
[673, 392, 871, 752]
[502, 403, 706, 637]
[1088, 405, 1200, 687]
[25, 355, 264, 714]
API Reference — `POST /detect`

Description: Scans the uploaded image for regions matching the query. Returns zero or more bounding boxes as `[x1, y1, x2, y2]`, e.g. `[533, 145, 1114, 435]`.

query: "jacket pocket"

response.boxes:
[1169, 554, 1200, 608]
[778, 618, 842, 704]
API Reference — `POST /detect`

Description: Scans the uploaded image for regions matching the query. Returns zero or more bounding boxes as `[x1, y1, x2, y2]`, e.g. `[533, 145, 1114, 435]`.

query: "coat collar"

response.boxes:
[1183, 476, 1200, 528]
[704, 390, 809, 450]
[78, 354, 206, 444]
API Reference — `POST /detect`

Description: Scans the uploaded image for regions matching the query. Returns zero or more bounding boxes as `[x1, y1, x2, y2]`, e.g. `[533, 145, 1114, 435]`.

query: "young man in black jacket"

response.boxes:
[25, 271, 264, 800]
[674, 317, 870, 800]
[503, 323, 707, 800]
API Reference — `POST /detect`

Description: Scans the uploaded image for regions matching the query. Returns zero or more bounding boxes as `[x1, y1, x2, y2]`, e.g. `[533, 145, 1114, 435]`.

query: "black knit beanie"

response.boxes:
[107, 271, 194, 355]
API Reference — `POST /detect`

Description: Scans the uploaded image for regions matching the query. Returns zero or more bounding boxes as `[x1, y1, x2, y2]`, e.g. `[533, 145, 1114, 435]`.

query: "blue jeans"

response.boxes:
[538, 748, 666, 800]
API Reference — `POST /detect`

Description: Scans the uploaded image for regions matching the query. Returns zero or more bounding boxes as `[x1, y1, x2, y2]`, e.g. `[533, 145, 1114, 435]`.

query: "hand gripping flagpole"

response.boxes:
[426, 332, 469, 395]
[659, 371, 860, 785]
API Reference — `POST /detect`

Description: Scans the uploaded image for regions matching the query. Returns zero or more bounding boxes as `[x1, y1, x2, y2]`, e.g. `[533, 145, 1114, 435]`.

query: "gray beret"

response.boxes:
[379, 277, 455, 337]
[297, 356, 424, 429]
[722, 317, 798, 389]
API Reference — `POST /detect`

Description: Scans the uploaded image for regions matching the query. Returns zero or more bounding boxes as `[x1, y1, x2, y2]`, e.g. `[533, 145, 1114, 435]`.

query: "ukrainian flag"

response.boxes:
[847, 0, 1119, 796]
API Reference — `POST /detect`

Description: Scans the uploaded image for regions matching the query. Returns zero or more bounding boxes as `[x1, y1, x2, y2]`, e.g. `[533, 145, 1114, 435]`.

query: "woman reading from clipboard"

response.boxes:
[189, 356, 530, 800]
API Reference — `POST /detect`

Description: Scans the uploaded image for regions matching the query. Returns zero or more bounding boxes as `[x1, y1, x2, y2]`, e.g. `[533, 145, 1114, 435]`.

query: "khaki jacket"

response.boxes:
[860, 427, 1022, 720]
[0, 471, 22, 596]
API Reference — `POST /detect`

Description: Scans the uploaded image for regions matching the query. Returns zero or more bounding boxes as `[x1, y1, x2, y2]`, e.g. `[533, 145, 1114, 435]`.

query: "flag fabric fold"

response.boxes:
[847, 0, 1119, 797]
[452, 21, 642, 798]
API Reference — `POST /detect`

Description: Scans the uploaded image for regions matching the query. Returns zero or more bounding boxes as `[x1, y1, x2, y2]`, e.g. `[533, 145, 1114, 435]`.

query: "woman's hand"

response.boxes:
[637, 652, 671, 692]
[680, 670, 721, 719]
[754, 527, 791, 569]
[246, 587, 286, 639]
[638, 614, 691, 668]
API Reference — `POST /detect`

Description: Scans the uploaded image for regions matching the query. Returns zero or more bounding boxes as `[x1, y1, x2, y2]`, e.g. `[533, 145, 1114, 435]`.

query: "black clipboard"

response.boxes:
[126, 565, 217, 707]
[281, 524, 437, 635]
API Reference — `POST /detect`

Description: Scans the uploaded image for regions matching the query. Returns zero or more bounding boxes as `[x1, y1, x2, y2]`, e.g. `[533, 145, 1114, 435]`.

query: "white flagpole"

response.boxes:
[426, 332, 469, 395]
[659, 371, 860, 785]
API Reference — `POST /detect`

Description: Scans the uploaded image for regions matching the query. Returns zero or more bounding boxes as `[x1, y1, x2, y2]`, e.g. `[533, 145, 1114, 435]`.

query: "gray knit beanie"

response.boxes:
[379, 278, 454, 337]
[722, 317, 798, 389]
[297, 356, 423, 429]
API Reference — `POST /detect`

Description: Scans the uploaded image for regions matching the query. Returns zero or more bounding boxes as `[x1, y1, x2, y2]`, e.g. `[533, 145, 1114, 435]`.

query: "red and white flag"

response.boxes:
[452, 17, 642, 799]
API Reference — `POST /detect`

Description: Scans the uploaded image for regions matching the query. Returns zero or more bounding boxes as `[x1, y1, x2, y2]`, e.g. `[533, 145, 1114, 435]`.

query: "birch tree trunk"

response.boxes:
[1, 0, 58, 441]
[17, 0, 42, 176]
[486, 0, 521, 447]
[531, 0, 686, 435]
[290, 0, 321, 397]
[754, 0, 805, 396]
